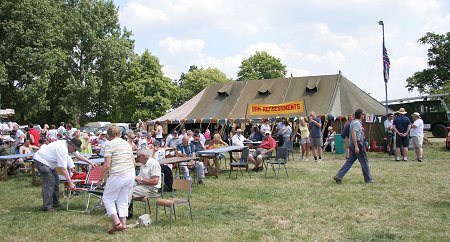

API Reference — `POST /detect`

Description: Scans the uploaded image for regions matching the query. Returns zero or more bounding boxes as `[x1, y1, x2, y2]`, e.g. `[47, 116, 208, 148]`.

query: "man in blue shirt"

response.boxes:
[176, 136, 205, 184]
[393, 108, 411, 161]
[309, 112, 323, 162]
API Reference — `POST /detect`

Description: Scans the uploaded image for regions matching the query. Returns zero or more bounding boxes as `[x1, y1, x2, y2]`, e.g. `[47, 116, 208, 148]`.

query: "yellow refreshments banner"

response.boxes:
[249, 100, 304, 116]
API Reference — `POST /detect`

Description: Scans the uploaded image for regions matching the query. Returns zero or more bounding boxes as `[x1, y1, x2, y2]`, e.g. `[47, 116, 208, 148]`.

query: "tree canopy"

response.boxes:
[406, 32, 450, 96]
[175, 66, 232, 107]
[236, 51, 287, 81]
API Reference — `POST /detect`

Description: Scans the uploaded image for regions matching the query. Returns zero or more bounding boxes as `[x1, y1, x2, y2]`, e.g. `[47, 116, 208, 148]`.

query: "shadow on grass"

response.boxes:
[62, 222, 106, 234]
[348, 230, 401, 241]
[430, 201, 450, 208]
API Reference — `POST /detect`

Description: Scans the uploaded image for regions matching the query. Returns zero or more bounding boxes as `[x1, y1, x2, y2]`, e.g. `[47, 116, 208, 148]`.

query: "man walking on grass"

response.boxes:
[334, 109, 373, 184]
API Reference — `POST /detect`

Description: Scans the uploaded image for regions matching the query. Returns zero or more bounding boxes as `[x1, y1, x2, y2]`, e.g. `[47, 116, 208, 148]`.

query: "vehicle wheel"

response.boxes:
[431, 124, 448, 138]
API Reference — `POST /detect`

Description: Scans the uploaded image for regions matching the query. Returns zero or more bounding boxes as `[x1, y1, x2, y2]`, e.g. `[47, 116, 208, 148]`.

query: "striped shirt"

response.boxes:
[104, 138, 135, 177]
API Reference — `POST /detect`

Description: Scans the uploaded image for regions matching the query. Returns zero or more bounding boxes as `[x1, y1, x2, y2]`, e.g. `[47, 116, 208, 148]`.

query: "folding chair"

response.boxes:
[284, 140, 295, 161]
[65, 165, 104, 212]
[229, 147, 251, 178]
[264, 147, 288, 179]
[155, 175, 193, 228]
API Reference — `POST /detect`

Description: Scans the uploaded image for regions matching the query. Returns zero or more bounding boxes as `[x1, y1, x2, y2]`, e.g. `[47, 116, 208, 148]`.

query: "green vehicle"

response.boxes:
[386, 94, 450, 138]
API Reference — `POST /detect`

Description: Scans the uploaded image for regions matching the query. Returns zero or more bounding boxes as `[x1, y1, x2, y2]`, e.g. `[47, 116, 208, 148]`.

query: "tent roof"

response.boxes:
[151, 73, 386, 123]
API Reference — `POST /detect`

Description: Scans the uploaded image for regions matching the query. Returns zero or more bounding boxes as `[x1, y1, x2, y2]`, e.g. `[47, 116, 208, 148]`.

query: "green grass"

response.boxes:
[1, 133, 449, 241]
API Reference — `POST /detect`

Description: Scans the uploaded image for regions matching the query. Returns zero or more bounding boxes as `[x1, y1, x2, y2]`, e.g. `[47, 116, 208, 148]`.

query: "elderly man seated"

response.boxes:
[247, 131, 276, 172]
[177, 136, 205, 184]
[128, 148, 161, 218]
[0, 137, 25, 175]
[232, 128, 250, 146]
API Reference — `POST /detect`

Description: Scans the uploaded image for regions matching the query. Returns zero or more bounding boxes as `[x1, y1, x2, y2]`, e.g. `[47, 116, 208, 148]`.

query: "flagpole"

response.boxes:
[379, 20, 388, 116]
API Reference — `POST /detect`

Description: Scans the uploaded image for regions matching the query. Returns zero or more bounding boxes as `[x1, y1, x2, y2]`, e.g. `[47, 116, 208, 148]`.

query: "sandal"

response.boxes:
[107, 222, 124, 234]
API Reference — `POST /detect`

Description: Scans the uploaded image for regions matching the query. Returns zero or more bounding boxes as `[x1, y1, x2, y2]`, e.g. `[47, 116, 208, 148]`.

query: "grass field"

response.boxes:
[1, 134, 449, 241]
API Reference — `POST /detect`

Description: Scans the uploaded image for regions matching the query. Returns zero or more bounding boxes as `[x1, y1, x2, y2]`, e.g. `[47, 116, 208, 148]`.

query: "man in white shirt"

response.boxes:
[232, 129, 249, 146]
[260, 119, 271, 134]
[130, 148, 161, 199]
[384, 113, 395, 155]
[33, 138, 90, 212]
[410, 112, 424, 162]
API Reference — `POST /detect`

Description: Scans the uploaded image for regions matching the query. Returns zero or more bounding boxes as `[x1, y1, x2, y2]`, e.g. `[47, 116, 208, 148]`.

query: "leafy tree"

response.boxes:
[118, 50, 178, 122]
[176, 66, 232, 107]
[47, 0, 134, 125]
[0, 0, 134, 125]
[0, 0, 65, 123]
[406, 32, 450, 105]
[237, 51, 287, 81]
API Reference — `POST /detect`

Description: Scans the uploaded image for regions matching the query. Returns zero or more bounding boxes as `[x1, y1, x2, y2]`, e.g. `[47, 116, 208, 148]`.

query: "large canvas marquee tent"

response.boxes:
[153, 72, 386, 123]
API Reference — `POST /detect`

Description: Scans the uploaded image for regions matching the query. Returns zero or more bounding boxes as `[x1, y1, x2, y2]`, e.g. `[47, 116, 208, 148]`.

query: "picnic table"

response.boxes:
[0, 153, 35, 181]
[197, 146, 248, 177]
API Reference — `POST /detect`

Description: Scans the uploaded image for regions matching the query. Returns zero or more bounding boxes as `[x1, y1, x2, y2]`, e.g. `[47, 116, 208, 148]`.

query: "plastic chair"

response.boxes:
[155, 175, 193, 228]
[264, 147, 288, 179]
[229, 147, 251, 178]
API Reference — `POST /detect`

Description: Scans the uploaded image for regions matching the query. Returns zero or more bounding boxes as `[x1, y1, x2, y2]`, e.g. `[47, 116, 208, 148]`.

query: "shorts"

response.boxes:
[410, 136, 423, 148]
[310, 137, 323, 148]
[252, 148, 272, 159]
[344, 139, 350, 148]
[300, 137, 310, 145]
[386, 133, 394, 145]
[395, 134, 409, 148]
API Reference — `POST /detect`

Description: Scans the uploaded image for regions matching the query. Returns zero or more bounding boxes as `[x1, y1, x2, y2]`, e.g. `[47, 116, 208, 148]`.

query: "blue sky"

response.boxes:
[113, 0, 450, 101]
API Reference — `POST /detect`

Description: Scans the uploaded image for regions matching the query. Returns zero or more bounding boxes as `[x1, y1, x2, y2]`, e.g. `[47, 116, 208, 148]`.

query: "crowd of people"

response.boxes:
[0, 106, 426, 233]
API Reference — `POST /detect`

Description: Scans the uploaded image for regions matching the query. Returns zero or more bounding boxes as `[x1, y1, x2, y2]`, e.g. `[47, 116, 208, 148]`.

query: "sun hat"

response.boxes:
[68, 138, 82, 152]
[412, 112, 420, 118]
[397, 108, 407, 114]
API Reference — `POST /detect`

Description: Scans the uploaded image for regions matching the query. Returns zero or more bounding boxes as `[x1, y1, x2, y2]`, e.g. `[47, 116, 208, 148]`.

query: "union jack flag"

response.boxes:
[383, 42, 390, 83]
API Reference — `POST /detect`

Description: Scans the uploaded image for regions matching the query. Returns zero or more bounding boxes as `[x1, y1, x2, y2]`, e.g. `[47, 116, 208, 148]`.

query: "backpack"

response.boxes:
[341, 122, 351, 139]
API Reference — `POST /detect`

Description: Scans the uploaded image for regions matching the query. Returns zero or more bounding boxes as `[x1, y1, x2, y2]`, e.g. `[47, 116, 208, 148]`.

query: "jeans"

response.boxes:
[336, 145, 373, 182]
[33, 160, 60, 210]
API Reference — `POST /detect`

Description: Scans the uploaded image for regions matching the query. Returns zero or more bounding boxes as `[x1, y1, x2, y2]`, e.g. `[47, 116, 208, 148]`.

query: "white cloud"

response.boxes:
[118, 2, 168, 26]
[313, 23, 361, 51]
[425, 13, 450, 33]
[159, 37, 205, 55]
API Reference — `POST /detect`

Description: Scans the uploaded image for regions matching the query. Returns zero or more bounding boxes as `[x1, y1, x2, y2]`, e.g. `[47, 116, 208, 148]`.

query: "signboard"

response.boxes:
[249, 100, 304, 116]
[365, 113, 375, 123]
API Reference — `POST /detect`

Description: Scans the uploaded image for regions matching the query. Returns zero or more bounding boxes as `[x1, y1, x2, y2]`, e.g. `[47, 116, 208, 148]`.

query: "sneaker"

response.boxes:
[395, 157, 400, 162]
[251, 167, 259, 172]
[403, 157, 408, 161]
[305, 158, 309, 162]
[366, 180, 374, 184]
[301, 156, 304, 161]
[258, 166, 264, 171]
[198, 180, 204, 185]
[318, 159, 322, 162]
[418, 158, 423, 162]
[333, 176, 342, 184]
